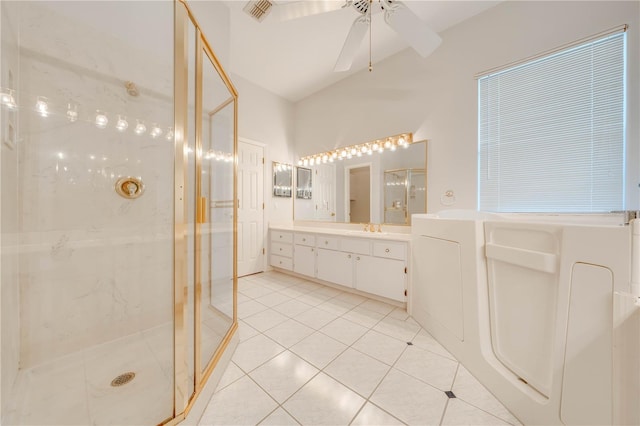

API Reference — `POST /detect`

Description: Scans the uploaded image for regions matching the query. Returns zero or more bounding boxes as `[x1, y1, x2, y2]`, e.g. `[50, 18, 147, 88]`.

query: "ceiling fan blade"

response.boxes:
[384, 1, 442, 57]
[334, 15, 368, 72]
[274, 1, 347, 21]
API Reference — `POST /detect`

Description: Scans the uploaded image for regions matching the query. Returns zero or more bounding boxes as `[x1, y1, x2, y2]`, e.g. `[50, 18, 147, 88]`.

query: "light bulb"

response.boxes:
[350, 147, 357, 155]
[403, 142, 409, 149]
[36, 96, 49, 117]
[303, 159, 309, 166]
[309, 158, 315, 166]
[340, 150, 347, 158]
[166, 127, 174, 141]
[329, 157, 334, 162]
[372, 143, 379, 151]
[331, 152, 338, 159]
[356, 151, 362, 157]
[134, 120, 146, 135]
[347, 153, 352, 159]
[367, 149, 373, 155]
[322, 154, 328, 163]
[0, 88, 16, 109]
[384, 140, 392, 149]
[66, 103, 78, 122]
[361, 146, 368, 153]
[95, 110, 108, 128]
[298, 159, 303, 166]
[390, 144, 397, 151]
[115, 115, 128, 132]
[398, 137, 406, 146]
[150, 123, 162, 138]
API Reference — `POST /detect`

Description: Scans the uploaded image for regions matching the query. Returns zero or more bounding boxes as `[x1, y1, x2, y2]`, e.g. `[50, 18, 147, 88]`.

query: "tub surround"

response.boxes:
[269, 222, 411, 305]
[410, 212, 639, 425]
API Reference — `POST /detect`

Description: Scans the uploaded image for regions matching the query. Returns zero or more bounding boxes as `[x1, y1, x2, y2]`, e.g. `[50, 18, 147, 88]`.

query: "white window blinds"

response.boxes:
[478, 30, 626, 213]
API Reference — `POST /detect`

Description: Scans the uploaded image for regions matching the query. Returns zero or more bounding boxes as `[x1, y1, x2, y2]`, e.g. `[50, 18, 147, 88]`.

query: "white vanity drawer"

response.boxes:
[271, 242, 293, 258]
[373, 241, 406, 261]
[341, 238, 371, 255]
[317, 236, 339, 250]
[294, 233, 316, 247]
[271, 230, 293, 243]
[271, 254, 293, 271]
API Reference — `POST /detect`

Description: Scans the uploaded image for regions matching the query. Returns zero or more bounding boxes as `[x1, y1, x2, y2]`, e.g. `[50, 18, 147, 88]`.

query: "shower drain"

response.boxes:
[110, 372, 136, 387]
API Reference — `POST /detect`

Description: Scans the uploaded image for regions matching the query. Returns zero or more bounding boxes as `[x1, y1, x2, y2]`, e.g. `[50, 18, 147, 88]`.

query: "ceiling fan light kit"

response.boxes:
[248, 0, 442, 72]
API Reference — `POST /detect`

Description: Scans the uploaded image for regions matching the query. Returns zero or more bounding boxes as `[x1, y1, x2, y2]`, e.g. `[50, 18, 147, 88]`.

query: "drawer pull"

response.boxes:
[347, 254, 351, 259]
[279, 261, 283, 264]
[385, 248, 390, 253]
[302, 238, 306, 242]
[356, 256, 360, 260]
[279, 235, 283, 239]
[325, 241, 328, 245]
[279, 248, 282, 251]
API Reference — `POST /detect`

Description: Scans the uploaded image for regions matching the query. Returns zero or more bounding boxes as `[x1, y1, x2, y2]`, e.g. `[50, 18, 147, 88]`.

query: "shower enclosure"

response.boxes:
[0, 1, 237, 424]
[383, 168, 425, 225]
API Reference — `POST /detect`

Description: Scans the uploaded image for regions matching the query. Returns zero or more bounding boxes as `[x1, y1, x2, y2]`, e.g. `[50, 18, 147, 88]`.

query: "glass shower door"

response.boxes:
[195, 34, 236, 384]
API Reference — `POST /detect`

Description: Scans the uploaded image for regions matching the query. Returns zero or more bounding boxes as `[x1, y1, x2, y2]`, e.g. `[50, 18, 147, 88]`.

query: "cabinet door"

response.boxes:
[317, 248, 353, 288]
[293, 245, 316, 277]
[355, 255, 405, 301]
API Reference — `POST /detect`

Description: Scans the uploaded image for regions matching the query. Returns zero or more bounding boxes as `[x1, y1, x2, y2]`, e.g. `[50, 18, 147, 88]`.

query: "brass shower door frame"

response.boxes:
[170, 1, 238, 423]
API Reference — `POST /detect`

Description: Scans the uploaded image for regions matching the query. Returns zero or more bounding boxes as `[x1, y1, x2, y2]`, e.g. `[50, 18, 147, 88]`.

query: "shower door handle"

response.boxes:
[198, 196, 208, 223]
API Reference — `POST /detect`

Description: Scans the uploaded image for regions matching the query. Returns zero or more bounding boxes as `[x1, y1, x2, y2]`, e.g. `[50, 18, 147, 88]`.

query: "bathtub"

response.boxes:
[410, 211, 640, 425]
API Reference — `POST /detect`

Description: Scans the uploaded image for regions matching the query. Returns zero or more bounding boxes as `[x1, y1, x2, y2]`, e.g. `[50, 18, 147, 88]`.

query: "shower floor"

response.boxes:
[9, 322, 175, 425]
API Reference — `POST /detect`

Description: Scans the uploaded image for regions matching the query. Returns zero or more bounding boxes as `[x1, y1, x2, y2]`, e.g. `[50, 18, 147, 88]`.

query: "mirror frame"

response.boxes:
[296, 167, 312, 199]
[273, 161, 292, 197]
[293, 139, 428, 225]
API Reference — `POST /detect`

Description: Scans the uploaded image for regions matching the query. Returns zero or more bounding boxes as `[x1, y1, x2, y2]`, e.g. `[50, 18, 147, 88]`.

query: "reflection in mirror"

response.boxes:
[273, 162, 293, 197]
[384, 168, 425, 225]
[294, 141, 427, 224]
[296, 167, 312, 199]
[347, 164, 371, 223]
[199, 45, 234, 378]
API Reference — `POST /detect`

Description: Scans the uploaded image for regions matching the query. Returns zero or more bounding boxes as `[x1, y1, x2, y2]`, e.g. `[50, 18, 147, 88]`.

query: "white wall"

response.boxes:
[294, 1, 640, 212]
[232, 74, 296, 225]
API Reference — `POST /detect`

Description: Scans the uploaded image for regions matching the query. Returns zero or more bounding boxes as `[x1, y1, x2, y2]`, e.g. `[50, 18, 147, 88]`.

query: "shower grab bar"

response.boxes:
[486, 243, 557, 274]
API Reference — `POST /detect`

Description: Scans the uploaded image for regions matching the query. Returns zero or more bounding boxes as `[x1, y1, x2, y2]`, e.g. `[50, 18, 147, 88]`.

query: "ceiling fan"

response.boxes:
[243, 0, 442, 72]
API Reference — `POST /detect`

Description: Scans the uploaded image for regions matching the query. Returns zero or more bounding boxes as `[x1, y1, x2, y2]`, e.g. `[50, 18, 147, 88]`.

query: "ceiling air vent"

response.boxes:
[243, 0, 273, 22]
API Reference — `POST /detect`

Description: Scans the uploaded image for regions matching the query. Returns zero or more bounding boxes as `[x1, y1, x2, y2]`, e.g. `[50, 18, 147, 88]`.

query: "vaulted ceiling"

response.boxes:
[225, 0, 502, 102]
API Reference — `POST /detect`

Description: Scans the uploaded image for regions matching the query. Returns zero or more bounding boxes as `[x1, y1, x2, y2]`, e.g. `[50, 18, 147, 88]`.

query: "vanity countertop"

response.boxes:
[269, 223, 412, 241]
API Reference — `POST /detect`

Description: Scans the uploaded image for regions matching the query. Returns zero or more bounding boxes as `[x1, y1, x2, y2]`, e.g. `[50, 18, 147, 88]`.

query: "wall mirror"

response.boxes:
[273, 161, 292, 197]
[294, 140, 427, 224]
[296, 167, 312, 199]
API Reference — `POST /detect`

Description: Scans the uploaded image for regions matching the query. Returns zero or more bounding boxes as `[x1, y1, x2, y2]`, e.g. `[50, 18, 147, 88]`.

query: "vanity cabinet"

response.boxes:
[316, 248, 353, 287]
[293, 233, 316, 277]
[270, 227, 408, 303]
[270, 230, 293, 271]
[355, 255, 405, 301]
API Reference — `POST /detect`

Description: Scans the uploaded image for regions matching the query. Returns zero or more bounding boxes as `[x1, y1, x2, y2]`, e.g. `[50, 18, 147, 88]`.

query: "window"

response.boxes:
[478, 29, 626, 213]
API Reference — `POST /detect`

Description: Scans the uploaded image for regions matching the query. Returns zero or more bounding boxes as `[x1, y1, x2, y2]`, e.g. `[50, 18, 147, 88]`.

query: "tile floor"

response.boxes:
[198, 271, 521, 426]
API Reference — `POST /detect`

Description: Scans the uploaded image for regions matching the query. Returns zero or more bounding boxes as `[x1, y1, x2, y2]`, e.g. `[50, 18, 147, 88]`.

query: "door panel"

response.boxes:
[238, 141, 264, 277]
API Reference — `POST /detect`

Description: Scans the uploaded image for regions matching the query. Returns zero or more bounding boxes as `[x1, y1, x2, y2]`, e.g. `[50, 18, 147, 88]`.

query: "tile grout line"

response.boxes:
[232, 272, 476, 425]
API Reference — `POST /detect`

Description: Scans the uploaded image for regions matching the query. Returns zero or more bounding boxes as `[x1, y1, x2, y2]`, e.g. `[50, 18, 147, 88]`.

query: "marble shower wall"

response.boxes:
[14, 2, 175, 368]
[1, 0, 22, 419]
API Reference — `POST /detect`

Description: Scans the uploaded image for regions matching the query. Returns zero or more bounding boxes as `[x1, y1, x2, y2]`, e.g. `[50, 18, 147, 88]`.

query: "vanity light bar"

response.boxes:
[297, 133, 413, 167]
